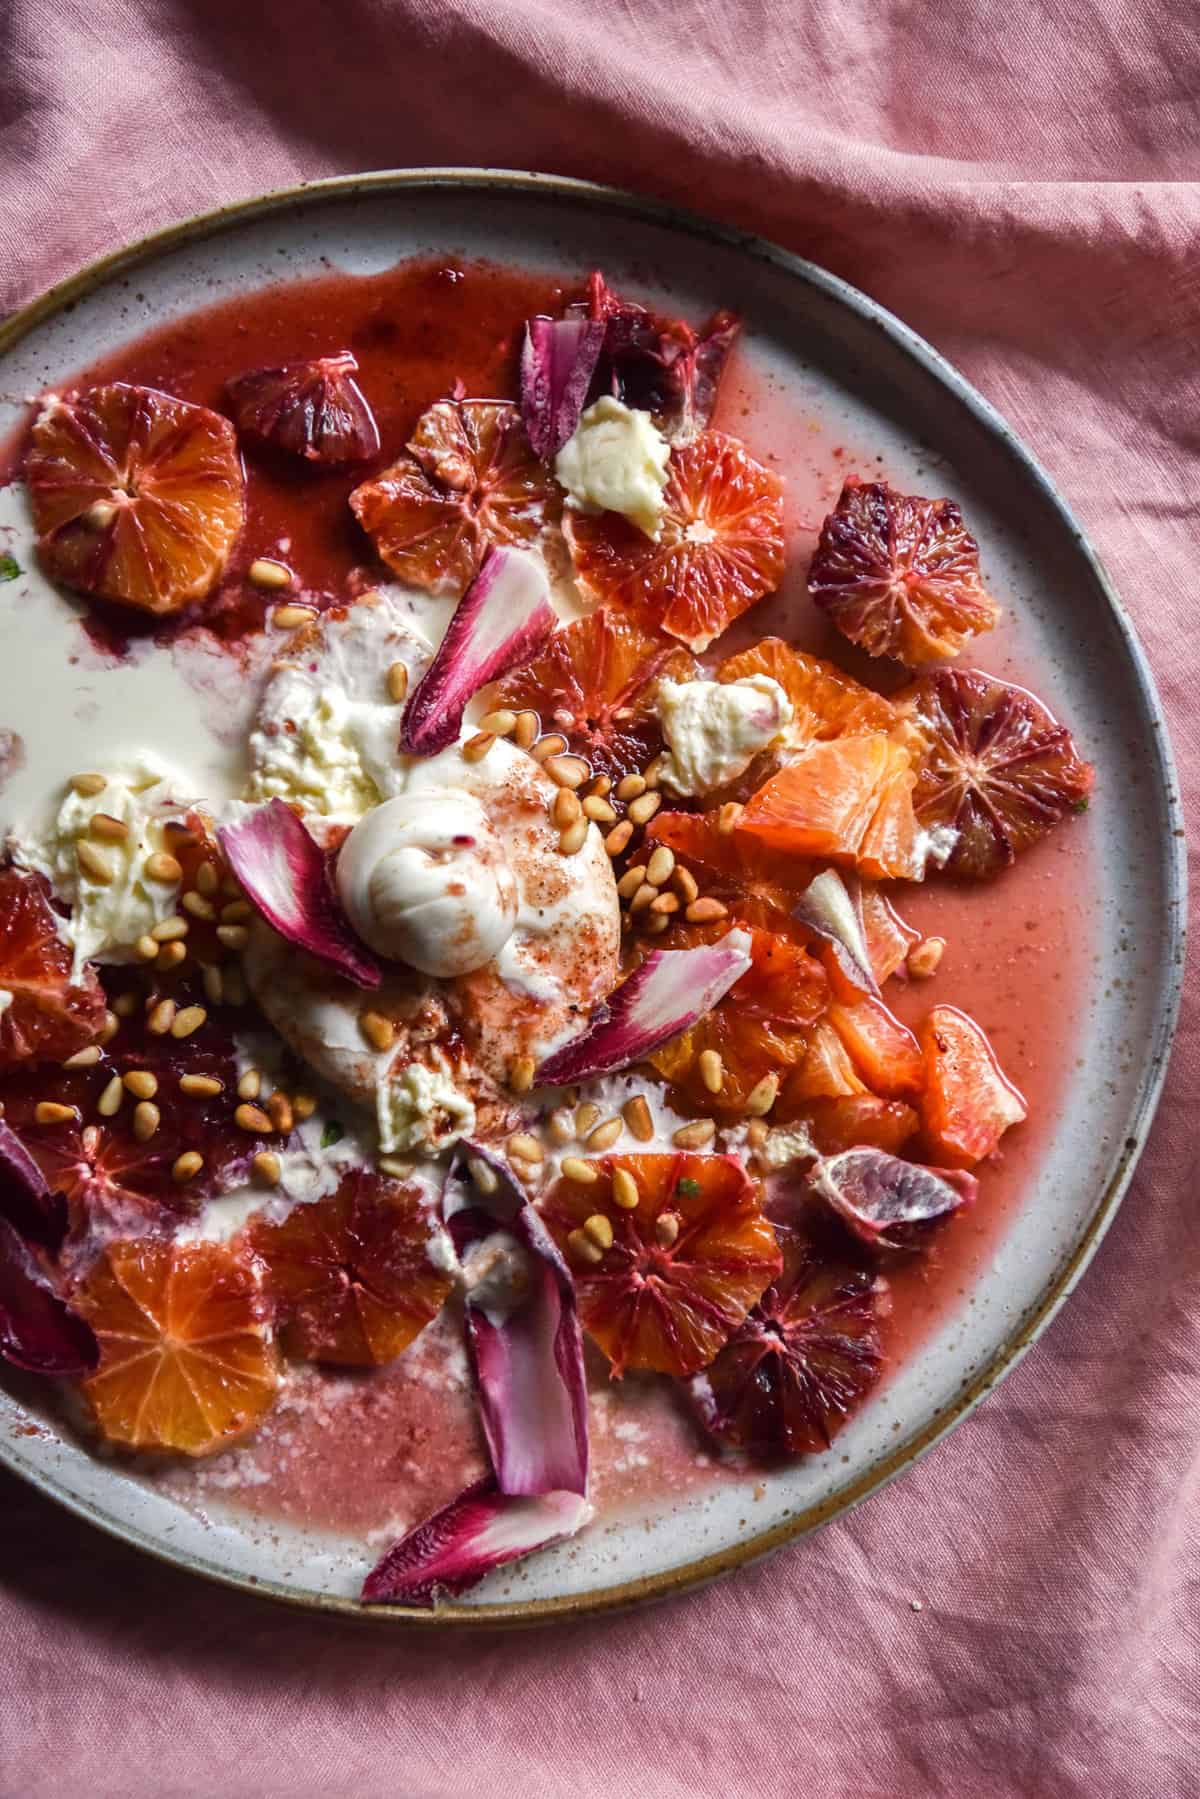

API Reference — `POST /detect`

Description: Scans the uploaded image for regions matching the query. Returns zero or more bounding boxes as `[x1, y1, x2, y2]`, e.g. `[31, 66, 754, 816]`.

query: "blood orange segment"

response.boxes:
[799, 1095, 919, 1157]
[349, 399, 555, 597]
[487, 608, 695, 779]
[0, 866, 106, 1068]
[827, 997, 924, 1099]
[737, 734, 925, 881]
[243, 1172, 453, 1367]
[786, 1018, 868, 1102]
[808, 480, 998, 665]
[225, 351, 380, 464]
[859, 881, 921, 983]
[540, 1153, 781, 1377]
[26, 383, 245, 615]
[73, 1237, 280, 1455]
[898, 667, 1095, 879]
[564, 430, 785, 652]
[690, 1229, 883, 1458]
[919, 1004, 1027, 1169]
[717, 638, 895, 746]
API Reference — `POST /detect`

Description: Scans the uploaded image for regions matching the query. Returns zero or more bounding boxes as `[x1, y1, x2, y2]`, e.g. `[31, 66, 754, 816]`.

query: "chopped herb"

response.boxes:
[1073, 797, 1090, 814]
[0, 553, 19, 583]
[676, 1177, 701, 1197]
[321, 1120, 345, 1148]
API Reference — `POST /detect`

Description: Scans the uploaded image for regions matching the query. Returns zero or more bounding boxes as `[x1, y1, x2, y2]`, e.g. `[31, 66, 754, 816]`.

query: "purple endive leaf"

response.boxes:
[810, 1148, 977, 1251]
[520, 316, 606, 460]
[0, 1120, 66, 1248]
[586, 272, 740, 440]
[537, 929, 753, 1086]
[444, 1144, 588, 1498]
[361, 1478, 592, 1606]
[219, 800, 382, 989]
[0, 1216, 98, 1376]
[793, 869, 880, 999]
[399, 546, 556, 757]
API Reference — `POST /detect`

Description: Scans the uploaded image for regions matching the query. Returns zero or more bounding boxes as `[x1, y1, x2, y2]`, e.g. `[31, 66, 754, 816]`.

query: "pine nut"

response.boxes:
[508, 1054, 535, 1095]
[545, 754, 589, 790]
[746, 1119, 769, 1149]
[907, 936, 946, 979]
[461, 731, 495, 763]
[35, 1101, 76, 1126]
[156, 942, 186, 971]
[717, 802, 743, 836]
[612, 1166, 640, 1210]
[272, 604, 314, 628]
[644, 912, 670, 934]
[151, 915, 188, 943]
[626, 792, 661, 827]
[292, 1092, 318, 1121]
[548, 1108, 575, 1144]
[237, 1070, 261, 1100]
[223, 966, 247, 1007]
[147, 999, 176, 1035]
[673, 866, 699, 904]
[745, 1073, 779, 1117]
[76, 840, 114, 884]
[513, 711, 539, 750]
[567, 1228, 604, 1266]
[629, 881, 658, 914]
[698, 1049, 724, 1094]
[559, 818, 588, 856]
[112, 992, 138, 1018]
[132, 1101, 160, 1142]
[553, 787, 582, 828]
[97, 1011, 119, 1046]
[71, 772, 107, 797]
[617, 865, 648, 899]
[673, 1119, 716, 1149]
[685, 897, 728, 924]
[655, 1211, 680, 1247]
[508, 1132, 543, 1164]
[575, 1102, 601, 1136]
[386, 661, 409, 703]
[123, 1070, 158, 1100]
[195, 862, 219, 897]
[622, 1095, 654, 1142]
[615, 773, 646, 802]
[252, 1151, 281, 1186]
[360, 1011, 395, 1052]
[63, 1045, 102, 1068]
[220, 900, 251, 923]
[145, 852, 182, 883]
[97, 1075, 123, 1117]
[583, 1212, 614, 1250]
[582, 796, 617, 824]
[649, 891, 679, 915]
[235, 1103, 273, 1133]
[561, 1156, 598, 1185]
[582, 774, 612, 799]
[220, 873, 242, 898]
[172, 1151, 204, 1184]
[642, 756, 663, 789]
[90, 812, 129, 843]
[478, 709, 516, 737]
[605, 820, 634, 857]
[467, 1156, 499, 1195]
[645, 845, 675, 887]
[267, 1091, 294, 1133]
[532, 734, 568, 763]
[216, 924, 249, 951]
[201, 964, 224, 1005]
[587, 1117, 622, 1152]
[249, 558, 292, 590]
[180, 1074, 223, 1097]
[182, 891, 216, 921]
[171, 1006, 207, 1039]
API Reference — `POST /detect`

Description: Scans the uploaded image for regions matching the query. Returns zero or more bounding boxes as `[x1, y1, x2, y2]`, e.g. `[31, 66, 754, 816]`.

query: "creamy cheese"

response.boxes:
[657, 675, 793, 796]
[376, 1056, 476, 1155]
[19, 759, 193, 977]
[555, 397, 671, 539]
[0, 991, 11, 1017]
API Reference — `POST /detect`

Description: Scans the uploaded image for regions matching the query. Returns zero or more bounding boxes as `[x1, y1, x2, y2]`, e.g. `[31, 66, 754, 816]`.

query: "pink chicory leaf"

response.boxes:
[225, 351, 380, 464]
[0, 1216, 98, 1376]
[793, 870, 880, 998]
[520, 316, 606, 460]
[586, 272, 740, 439]
[398, 546, 556, 756]
[810, 1148, 976, 1251]
[0, 1119, 66, 1248]
[219, 800, 382, 988]
[536, 930, 753, 1086]
[361, 1478, 592, 1607]
[444, 1144, 588, 1498]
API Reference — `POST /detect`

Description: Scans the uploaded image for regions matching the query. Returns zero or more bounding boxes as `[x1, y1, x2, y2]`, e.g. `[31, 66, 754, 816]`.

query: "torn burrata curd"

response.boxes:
[0, 260, 1095, 1606]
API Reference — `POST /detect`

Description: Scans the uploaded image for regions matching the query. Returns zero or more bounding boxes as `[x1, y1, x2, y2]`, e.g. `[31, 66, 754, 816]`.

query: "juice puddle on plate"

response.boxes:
[2, 257, 1095, 1539]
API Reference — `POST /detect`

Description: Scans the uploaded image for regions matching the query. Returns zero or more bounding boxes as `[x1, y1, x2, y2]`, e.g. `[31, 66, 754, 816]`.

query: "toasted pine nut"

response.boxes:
[182, 891, 216, 921]
[171, 1005, 207, 1039]
[461, 730, 495, 763]
[292, 1092, 318, 1121]
[195, 862, 219, 897]
[575, 1103, 600, 1137]
[151, 915, 188, 943]
[71, 772, 107, 797]
[249, 558, 292, 590]
[645, 845, 675, 887]
[156, 942, 187, 971]
[237, 1070, 261, 1101]
[478, 709, 516, 737]
[180, 1074, 223, 1097]
[644, 912, 670, 934]
[649, 891, 679, 915]
[583, 1212, 614, 1250]
[626, 792, 661, 827]
[622, 1095, 654, 1142]
[235, 1103, 274, 1134]
[582, 796, 617, 824]
[545, 754, 589, 790]
[567, 1227, 605, 1266]
[629, 881, 658, 914]
[513, 710, 539, 750]
[467, 1156, 499, 1195]
[605, 820, 634, 857]
[123, 1070, 158, 1100]
[746, 1119, 769, 1149]
[273, 604, 315, 629]
[360, 1010, 395, 1052]
[561, 1155, 599, 1185]
[201, 964, 224, 1005]
[508, 1132, 543, 1164]
[76, 840, 114, 885]
[35, 1101, 76, 1126]
[223, 966, 247, 1007]
[745, 1073, 780, 1117]
[553, 787, 582, 828]
[145, 852, 182, 884]
[97, 1010, 119, 1046]
[673, 866, 699, 904]
[617, 865, 648, 899]
[907, 936, 946, 979]
[587, 1117, 623, 1152]
[547, 1107, 575, 1144]
[641, 756, 663, 789]
[112, 992, 138, 1018]
[172, 1151, 204, 1184]
[559, 818, 588, 856]
[62, 1044, 102, 1069]
[216, 924, 249, 951]
[615, 773, 646, 802]
[136, 930, 160, 961]
[612, 1166, 640, 1210]
[685, 897, 728, 924]
[717, 802, 743, 836]
[267, 1091, 294, 1133]
[673, 1118, 716, 1149]
[220, 900, 251, 923]
[698, 1049, 725, 1094]
[147, 999, 176, 1035]
[387, 661, 409, 704]
[132, 1101, 160, 1142]
[89, 812, 129, 843]
[252, 1151, 281, 1187]
[655, 1211, 681, 1248]
[97, 1075, 124, 1117]
[508, 1054, 535, 1095]
[582, 773, 612, 798]
[532, 733, 568, 763]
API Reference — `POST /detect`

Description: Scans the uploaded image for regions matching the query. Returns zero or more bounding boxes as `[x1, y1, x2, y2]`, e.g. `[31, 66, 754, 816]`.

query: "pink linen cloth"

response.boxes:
[1, 2, 1197, 1793]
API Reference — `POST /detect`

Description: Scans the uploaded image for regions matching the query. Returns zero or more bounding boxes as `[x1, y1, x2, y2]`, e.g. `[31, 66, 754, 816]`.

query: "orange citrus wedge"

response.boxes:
[737, 734, 925, 881]
[919, 1005, 1027, 1168]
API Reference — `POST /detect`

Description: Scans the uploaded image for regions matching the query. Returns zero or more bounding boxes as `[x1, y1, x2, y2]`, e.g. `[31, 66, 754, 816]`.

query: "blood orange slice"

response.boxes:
[540, 1153, 781, 1377]
[226, 352, 380, 464]
[564, 430, 785, 652]
[645, 810, 807, 925]
[243, 1171, 453, 1366]
[737, 735, 925, 881]
[919, 1004, 1026, 1168]
[690, 1229, 883, 1458]
[785, 1018, 867, 1102]
[717, 638, 895, 746]
[898, 667, 1094, 878]
[808, 480, 998, 665]
[73, 1237, 280, 1455]
[0, 866, 105, 1068]
[350, 399, 555, 597]
[26, 383, 245, 615]
[487, 608, 694, 779]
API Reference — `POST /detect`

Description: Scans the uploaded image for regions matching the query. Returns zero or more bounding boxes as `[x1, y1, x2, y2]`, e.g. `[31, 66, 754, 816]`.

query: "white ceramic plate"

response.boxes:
[0, 172, 1185, 1622]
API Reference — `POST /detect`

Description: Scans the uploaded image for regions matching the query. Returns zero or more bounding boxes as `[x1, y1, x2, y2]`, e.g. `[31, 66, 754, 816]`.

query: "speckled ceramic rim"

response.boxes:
[0, 169, 1187, 1626]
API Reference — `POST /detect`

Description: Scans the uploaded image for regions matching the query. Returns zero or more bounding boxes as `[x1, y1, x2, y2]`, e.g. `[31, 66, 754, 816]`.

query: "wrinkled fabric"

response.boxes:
[1, 3, 1197, 1795]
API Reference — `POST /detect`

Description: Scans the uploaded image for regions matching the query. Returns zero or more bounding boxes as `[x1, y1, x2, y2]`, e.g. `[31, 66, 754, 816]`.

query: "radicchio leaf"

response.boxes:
[536, 930, 753, 1086]
[793, 870, 880, 999]
[219, 800, 382, 988]
[0, 1119, 66, 1248]
[398, 546, 556, 756]
[0, 1216, 98, 1375]
[444, 1143, 588, 1498]
[520, 316, 606, 460]
[361, 1478, 592, 1607]
[587, 272, 740, 440]
[810, 1148, 976, 1251]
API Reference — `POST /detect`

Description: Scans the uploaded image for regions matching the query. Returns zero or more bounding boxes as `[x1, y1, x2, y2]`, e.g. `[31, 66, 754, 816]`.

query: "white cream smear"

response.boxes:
[555, 397, 671, 538]
[656, 675, 793, 796]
